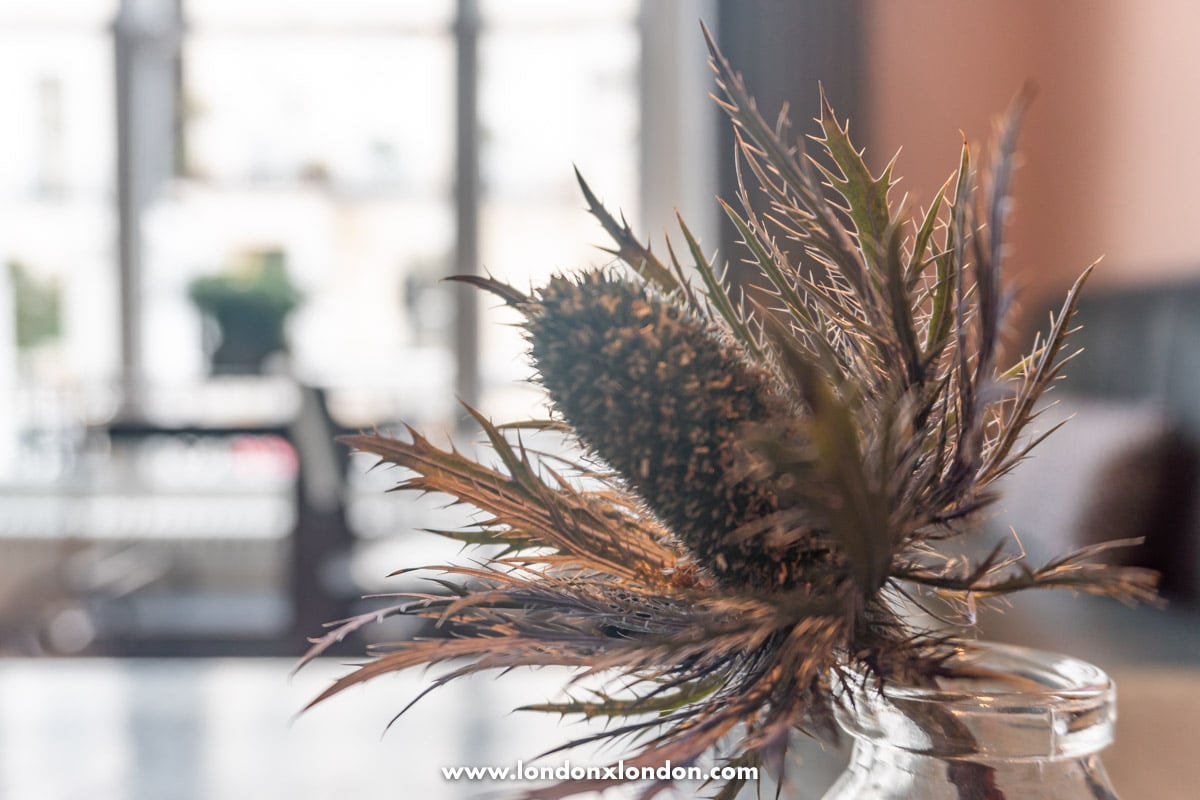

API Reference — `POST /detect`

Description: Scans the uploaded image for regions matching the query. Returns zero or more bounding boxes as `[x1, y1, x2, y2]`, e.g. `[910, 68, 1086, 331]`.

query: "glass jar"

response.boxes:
[822, 642, 1120, 799]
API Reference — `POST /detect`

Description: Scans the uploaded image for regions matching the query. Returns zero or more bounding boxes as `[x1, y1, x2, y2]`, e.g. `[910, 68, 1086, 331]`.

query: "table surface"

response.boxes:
[0, 594, 1196, 800]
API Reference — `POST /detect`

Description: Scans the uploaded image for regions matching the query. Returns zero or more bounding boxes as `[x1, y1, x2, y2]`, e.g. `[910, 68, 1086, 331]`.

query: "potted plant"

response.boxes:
[188, 249, 301, 375]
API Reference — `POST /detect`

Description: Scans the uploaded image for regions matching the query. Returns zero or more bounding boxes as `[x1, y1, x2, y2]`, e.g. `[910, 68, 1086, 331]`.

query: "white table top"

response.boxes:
[2, 592, 1197, 800]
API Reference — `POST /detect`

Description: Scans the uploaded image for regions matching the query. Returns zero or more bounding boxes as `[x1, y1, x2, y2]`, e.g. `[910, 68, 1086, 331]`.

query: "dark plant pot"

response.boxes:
[202, 300, 290, 375]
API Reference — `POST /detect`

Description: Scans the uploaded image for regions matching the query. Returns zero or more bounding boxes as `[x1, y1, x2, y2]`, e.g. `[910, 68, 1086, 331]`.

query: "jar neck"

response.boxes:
[835, 642, 1116, 762]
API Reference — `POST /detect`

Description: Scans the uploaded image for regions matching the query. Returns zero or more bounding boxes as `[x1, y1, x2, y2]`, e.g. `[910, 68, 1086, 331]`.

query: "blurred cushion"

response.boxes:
[985, 394, 1199, 601]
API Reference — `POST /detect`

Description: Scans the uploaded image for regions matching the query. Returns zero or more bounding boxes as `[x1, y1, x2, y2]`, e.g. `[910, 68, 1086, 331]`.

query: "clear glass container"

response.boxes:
[823, 642, 1120, 799]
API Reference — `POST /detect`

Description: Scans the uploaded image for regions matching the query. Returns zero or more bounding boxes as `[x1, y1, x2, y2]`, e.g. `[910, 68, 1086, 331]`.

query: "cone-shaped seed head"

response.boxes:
[527, 271, 832, 589]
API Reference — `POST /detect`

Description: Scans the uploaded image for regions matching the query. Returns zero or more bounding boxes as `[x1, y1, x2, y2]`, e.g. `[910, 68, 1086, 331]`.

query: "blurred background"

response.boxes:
[0, 1, 1198, 798]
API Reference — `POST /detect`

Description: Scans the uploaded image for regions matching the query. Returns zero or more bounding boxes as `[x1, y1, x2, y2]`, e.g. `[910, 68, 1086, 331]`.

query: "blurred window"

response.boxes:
[0, 0, 641, 653]
[0, 1, 120, 483]
[477, 0, 640, 418]
[155, 0, 457, 426]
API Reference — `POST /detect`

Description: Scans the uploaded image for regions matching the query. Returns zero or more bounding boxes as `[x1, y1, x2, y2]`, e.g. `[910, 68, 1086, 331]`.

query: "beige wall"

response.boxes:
[864, 1, 1200, 318]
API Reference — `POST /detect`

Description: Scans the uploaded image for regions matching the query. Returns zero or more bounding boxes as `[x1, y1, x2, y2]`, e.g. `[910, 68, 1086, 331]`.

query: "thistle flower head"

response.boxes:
[300, 27, 1158, 800]
[526, 270, 838, 591]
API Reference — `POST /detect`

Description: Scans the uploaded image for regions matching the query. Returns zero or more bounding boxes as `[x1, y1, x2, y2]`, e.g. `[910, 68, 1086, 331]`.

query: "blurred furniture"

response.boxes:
[0, 377, 367, 657]
[1064, 280, 1200, 434]
[95, 382, 355, 656]
[993, 280, 1200, 603]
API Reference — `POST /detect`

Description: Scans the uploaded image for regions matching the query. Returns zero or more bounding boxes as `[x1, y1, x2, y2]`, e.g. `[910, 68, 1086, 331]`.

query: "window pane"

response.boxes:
[187, 0, 453, 28]
[0, 3, 118, 482]
[185, 32, 452, 192]
[144, 3, 457, 427]
[477, 4, 640, 417]
[479, 0, 639, 27]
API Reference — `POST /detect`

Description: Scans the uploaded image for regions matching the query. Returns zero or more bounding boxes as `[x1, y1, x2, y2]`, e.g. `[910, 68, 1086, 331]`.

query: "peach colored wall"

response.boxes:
[864, 0, 1200, 314]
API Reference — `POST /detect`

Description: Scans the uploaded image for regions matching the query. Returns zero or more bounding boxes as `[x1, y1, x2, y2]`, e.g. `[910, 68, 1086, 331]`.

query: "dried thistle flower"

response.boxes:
[526, 271, 836, 590]
[299, 27, 1159, 800]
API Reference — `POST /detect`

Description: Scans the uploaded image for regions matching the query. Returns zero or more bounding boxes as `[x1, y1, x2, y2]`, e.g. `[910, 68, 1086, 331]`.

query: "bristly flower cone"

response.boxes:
[527, 271, 838, 590]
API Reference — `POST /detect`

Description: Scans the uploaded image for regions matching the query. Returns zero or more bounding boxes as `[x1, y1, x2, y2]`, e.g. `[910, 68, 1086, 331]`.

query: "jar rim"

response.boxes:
[835, 641, 1117, 760]
[877, 641, 1114, 710]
